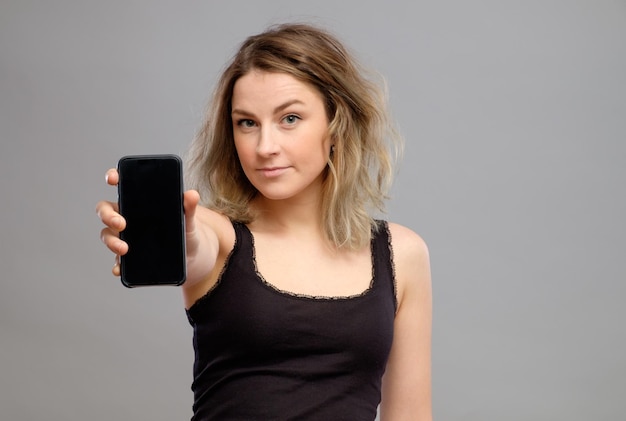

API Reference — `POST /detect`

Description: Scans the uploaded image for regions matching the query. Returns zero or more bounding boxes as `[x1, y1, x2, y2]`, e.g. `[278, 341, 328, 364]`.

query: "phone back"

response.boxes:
[117, 154, 186, 287]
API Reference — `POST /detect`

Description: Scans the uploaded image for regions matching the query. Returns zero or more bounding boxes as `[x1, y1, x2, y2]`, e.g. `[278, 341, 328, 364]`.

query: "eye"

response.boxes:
[282, 114, 300, 125]
[237, 119, 256, 128]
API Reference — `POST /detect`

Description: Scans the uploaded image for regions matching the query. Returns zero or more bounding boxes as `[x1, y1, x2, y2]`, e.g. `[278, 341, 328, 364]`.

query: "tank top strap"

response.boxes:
[231, 220, 247, 248]
[371, 220, 398, 311]
[230, 220, 256, 270]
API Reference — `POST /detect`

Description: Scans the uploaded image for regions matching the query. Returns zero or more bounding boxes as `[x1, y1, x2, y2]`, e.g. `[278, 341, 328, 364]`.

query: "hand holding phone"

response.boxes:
[117, 155, 186, 287]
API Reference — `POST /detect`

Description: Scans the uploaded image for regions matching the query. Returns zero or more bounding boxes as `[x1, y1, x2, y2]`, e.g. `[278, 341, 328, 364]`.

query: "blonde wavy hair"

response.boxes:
[186, 23, 403, 249]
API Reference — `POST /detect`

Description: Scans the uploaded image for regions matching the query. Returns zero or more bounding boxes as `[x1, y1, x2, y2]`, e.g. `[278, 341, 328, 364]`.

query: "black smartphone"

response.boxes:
[117, 154, 186, 287]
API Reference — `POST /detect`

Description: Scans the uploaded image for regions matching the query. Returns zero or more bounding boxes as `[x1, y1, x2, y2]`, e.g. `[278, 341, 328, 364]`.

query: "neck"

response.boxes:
[248, 194, 325, 239]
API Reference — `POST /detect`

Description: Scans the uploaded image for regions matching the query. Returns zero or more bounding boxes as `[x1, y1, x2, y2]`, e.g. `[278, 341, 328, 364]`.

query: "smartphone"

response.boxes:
[117, 154, 186, 287]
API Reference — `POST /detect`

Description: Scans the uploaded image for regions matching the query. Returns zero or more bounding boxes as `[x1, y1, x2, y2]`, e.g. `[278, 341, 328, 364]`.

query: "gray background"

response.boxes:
[1, 1, 624, 420]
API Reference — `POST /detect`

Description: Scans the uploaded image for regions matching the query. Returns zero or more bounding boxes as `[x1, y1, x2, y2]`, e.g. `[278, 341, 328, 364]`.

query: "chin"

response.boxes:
[257, 191, 297, 201]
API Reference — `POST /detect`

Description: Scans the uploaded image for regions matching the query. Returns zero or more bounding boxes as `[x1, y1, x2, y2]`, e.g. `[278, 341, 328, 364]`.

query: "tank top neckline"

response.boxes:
[186, 220, 394, 315]
[239, 222, 379, 302]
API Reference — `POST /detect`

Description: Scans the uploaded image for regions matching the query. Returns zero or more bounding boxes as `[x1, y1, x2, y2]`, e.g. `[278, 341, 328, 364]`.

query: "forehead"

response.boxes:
[232, 71, 323, 106]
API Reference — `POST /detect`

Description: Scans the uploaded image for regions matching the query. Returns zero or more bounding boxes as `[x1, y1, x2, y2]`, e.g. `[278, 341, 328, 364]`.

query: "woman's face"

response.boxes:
[231, 70, 331, 205]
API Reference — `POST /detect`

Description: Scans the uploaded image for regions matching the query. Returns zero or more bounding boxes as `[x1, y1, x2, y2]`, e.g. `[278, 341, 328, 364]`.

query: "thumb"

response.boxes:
[183, 190, 201, 234]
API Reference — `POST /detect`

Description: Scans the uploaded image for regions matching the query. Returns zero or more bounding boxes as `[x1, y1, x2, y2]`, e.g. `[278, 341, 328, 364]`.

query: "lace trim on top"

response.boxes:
[384, 221, 398, 312]
[247, 222, 389, 302]
[187, 220, 398, 311]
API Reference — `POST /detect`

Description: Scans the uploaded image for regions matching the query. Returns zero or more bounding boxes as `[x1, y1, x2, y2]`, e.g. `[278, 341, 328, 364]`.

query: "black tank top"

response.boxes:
[186, 221, 397, 420]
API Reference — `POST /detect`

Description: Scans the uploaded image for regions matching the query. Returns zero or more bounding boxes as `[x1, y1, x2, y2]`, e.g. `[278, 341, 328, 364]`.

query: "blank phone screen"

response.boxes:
[118, 155, 186, 287]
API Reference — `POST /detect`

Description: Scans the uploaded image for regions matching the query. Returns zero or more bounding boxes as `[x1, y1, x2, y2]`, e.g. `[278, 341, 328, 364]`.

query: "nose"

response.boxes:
[256, 125, 280, 156]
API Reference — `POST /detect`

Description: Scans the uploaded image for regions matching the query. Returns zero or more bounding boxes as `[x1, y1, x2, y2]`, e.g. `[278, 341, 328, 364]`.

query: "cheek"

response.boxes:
[233, 138, 252, 163]
[318, 133, 332, 158]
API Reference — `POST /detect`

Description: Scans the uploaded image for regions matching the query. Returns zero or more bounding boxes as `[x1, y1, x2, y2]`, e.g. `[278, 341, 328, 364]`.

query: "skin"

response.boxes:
[96, 71, 432, 420]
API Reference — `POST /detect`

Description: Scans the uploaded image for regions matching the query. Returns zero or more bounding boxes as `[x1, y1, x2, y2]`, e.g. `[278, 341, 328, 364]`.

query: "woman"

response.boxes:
[97, 23, 432, 420]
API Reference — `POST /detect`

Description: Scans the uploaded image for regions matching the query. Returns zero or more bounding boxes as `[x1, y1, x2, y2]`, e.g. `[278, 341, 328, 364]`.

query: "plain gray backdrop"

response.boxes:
[1, 1, 625, 420]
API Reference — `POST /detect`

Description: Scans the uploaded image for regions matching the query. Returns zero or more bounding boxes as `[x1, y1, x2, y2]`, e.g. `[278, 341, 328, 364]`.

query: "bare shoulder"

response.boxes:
[387, 222, 430, 275]
[387, 222, 429, 258]
[196, 205, 236, 248]
[195, 204, 230, 228]
[386, 222, 431, 306]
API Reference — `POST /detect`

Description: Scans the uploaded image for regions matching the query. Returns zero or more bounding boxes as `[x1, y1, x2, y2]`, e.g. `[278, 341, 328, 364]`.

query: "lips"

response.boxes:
[258, 166, 289, 178]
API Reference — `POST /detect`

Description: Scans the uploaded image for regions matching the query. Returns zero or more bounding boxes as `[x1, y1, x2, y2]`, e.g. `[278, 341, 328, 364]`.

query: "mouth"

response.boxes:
[258, 166, 289, 178]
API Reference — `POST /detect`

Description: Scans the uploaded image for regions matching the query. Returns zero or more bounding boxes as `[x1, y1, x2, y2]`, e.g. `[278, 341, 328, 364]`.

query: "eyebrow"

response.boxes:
[231, 99, 305, 117]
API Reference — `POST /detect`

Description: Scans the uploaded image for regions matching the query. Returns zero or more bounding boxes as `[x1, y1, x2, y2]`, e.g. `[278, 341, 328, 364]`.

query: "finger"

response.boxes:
[100, 227, 129, 255]
[105, 168, 119, 186]
[112, 255, 121, 277]
[95, 200, 124, 230]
